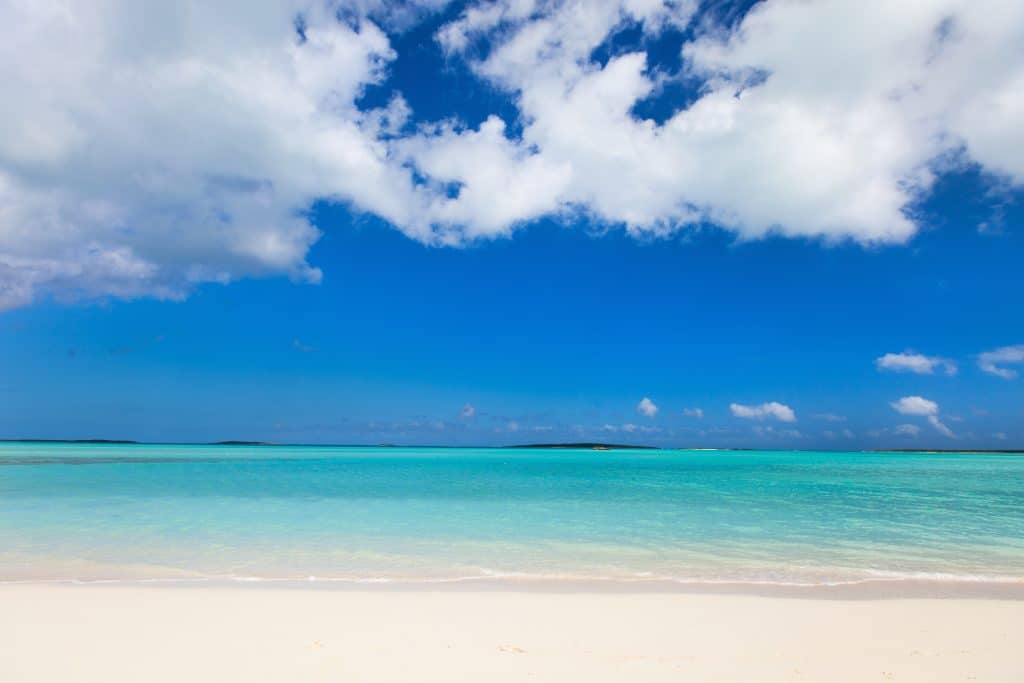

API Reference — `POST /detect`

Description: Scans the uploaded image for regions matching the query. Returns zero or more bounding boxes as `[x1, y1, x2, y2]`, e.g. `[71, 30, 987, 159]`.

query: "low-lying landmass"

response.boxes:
[508, 442, 656, 450]
[2, 439, 1020, 453]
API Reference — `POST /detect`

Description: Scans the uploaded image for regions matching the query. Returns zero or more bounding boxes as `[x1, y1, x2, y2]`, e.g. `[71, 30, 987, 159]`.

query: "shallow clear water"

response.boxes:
[2, 443, 1023, 585]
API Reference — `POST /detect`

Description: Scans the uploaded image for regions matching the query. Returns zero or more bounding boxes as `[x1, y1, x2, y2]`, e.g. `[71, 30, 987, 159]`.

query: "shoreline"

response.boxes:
[3, 583, 1022, 682]
[4, 575, 1024, 600]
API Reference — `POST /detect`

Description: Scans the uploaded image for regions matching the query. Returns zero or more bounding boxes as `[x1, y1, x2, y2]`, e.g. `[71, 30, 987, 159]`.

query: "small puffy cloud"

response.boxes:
[890, 396, 939, 416]
[978, 345, 1024, 379]
[637, 397, 658, 418]
[876, 352, 957, 376]
[682, 407, 704, 418]
[460, 403, 476, 418]
[813, 413, 846, 422]
[894, 423, 922, 437]
[730, 401, 796, 422]
[890, 396, 954, 437]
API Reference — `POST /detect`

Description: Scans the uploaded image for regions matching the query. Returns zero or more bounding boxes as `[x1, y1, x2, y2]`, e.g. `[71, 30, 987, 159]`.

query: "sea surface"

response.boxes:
[2, 442, 1023, 586]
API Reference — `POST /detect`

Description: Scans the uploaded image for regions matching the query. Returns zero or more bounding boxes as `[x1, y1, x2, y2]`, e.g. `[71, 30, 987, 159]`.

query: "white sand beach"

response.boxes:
[2, 584, 1022, 682]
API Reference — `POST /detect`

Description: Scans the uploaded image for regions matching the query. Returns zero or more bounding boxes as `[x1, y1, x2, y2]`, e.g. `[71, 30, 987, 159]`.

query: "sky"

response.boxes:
[1, 0, 1022, 448]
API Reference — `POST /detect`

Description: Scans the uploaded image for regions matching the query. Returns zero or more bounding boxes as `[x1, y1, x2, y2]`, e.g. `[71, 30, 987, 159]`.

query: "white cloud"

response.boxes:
[978, 344, 1024, 379]
[4, 0, 1024, 309]
[927, 414, 955, 438]
[813, 413, 847, 422]
[637, 397, 658, 418]
[890, 396, 940, 416]
[682, 407, 704, 418]
[876, 352, 957, 376]
[0, 0, 443, 309]
[417, 0, 1024, 247]
[460, 403, 476, 418]
[890, 396, 955, 436]
[730, 401, 796, 422]
[894, 423, 922, 437]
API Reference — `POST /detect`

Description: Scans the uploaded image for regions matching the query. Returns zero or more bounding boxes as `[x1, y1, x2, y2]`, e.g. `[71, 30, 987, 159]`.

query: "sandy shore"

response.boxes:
[2, 584, 1022, 682]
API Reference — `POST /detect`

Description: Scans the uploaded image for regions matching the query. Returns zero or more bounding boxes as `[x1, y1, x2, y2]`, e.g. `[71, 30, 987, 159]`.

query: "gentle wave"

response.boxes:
[3, 568, 1022, 588]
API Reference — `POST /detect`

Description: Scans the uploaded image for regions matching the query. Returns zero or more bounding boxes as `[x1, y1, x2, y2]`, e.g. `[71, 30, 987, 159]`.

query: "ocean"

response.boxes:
[2, 442, 1022, 586]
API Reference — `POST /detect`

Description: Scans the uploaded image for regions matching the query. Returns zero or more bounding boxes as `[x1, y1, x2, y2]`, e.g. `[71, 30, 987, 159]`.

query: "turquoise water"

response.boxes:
[2, 443, 1023, 585]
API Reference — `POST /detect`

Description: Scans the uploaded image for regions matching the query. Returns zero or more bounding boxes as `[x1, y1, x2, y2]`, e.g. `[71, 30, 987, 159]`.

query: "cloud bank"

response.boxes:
[3, 0, 1024, 309]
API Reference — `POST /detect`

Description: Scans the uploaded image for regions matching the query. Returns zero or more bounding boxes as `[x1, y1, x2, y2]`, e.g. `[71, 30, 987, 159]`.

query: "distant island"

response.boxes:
[1, 440, 1019, 453]
[508, 443, 656, 450]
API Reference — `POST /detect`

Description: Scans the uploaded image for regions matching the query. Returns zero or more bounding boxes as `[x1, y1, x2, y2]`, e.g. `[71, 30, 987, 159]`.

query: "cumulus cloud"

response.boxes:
[0, 0, 445, 309]
[637, 397, 658, 418]
[420, 0, 1024, 246]
[890, 395, 940, 416]
[4, 0, 1024, 309]
[730, 401, 796, 422]
[682, 407, 704, 418]
[460, 403, 476, 418]
[890, 396, 954, 437]
[876, 351, 957, 375]
[978, 344, 1024, 379]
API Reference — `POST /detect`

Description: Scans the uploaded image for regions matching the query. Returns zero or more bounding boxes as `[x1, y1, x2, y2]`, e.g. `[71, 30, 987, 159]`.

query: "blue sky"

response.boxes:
[1, 1, 1022, 447]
